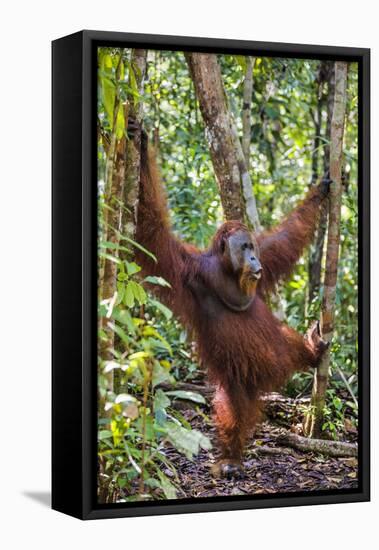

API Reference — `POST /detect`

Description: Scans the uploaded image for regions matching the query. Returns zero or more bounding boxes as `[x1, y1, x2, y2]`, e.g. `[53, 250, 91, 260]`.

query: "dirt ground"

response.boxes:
[162, 397, 358, 499]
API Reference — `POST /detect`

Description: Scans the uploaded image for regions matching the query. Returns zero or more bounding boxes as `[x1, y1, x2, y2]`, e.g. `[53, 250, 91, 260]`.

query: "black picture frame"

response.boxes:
[52, 30, 370, 520]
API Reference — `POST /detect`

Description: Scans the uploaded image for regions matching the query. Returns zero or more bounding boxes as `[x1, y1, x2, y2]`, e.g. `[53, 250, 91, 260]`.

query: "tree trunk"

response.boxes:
[242, 57, 255, 171]
[122, 49, 148, 238]
[305, 62, 348, 438]
[98, 49, 147, 404]
[98, 55, 127, 400]
[186, 53, 261, 232]
[115, 50, 147, 394]
[308, 63, 335, 305]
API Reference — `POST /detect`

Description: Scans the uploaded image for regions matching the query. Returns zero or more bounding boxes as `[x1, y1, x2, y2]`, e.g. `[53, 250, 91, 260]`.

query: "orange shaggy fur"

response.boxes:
[134, 144, 327, 467]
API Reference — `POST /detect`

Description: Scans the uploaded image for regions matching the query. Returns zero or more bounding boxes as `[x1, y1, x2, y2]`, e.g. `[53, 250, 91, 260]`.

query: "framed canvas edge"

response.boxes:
[52, 30, 370, 520]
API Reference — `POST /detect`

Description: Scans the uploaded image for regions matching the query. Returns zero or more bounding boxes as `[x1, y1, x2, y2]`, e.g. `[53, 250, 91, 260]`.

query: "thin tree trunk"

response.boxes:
[186, 53, 261, 232]
[306, 62, 348, 438]
[242, 57, 255, 171]
[113, 50, 147, 394]
[99, 50, 147, 404]
[98, 55, 126, 401]
[122, 49, 147, 237]
[308, 63, 335, 305]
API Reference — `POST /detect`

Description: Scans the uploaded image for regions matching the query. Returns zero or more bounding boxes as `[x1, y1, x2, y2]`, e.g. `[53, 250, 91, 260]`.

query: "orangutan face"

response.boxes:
[225, 230, 262, 294]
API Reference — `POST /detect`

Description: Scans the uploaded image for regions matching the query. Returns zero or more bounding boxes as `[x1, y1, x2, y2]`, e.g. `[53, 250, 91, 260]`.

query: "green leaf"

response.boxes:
[115, 393, 137, 404]
[157, 470, 177, 499]
[116, 281, 125, 304]
[126, 261, 142, 276]
[112, 323, 131, 345]
[152, 362, 173, 388]
[101, 76, 116, 126]
[124, 282, 135, 308]
[154, 389, 171, 411]
[117, 477, 127, 489]
[165, 390, 206, 405]
[103, 361, 125, 373]
[98, 430, 113, 440]
[111, 308, 136, 335]
[165, 424, 212, 459]
[119, 235, 157, 262]
[144, 276, 171, 287]
[129, 281, 147, 305]
[117, 272, 128, 282]
[104, 54, 113, 69]
[265, 105, 279, 119]
[100, 240, 129, 252]
[145, 478, 161, 490]
[150, 299, 173, 320]
[115, 103, 125, 140]
[235, 55, 247, 72]
[98, 251, 122, 264]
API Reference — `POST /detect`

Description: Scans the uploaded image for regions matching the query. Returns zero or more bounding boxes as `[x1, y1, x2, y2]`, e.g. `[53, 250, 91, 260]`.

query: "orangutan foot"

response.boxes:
[306, 320, 329, 358]
[213, 460, 244, 480]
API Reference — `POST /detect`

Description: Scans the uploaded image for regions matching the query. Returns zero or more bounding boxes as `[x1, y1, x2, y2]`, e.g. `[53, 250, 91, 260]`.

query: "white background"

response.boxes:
[0, 1, 376, 548]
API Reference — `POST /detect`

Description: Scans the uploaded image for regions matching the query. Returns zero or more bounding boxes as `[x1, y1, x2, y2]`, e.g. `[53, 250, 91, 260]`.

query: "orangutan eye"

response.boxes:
[241, 243, 247, 251]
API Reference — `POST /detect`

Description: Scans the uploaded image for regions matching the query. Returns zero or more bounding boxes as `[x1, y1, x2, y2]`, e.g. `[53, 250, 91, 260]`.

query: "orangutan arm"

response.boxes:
[132, 124, 198, 315]
[257, 182, 329, 296]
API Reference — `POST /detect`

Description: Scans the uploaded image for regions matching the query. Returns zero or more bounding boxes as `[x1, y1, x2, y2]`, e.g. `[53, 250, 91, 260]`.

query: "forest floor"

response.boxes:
[162, 393, 359, 499]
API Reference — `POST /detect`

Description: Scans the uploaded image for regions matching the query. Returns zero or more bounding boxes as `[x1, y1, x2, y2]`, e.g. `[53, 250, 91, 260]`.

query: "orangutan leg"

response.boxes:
[212, 387, 260, 479]
[280, 319, 329, 373]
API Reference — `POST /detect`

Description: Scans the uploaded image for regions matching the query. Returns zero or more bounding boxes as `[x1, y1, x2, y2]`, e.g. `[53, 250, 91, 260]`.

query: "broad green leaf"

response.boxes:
[111, 308, 136, 334]
[157, 470, 177, 499]
[115, 393, 137, 404]
[129, 280, 147, 305]
[124, 282, 135, 308]
[126, 261, 142, 276]
[152, 362, 173, 388]
[116, 281, 125, 304]
[154, 388, 170, 411]
[98, 430, 113, 440]
[144, 275, 171, 287]
[150, 299, 173, 320]
[165, 424, 212, 459]
[117, 477, 127, 488]
[104, 54, 113, 69]
[101, 76, 116, 126]
[165, 390, 206, 405]
[115, 103, 125, 140]
[103, 361, 124, 373]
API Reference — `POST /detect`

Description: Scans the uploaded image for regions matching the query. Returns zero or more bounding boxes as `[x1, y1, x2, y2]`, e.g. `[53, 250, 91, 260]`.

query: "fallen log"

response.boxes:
[277, 431, 357, 458]
[251, 445, 297, 458]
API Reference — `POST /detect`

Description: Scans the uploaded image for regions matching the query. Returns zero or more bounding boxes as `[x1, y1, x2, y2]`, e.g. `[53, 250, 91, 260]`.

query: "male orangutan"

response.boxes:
[128, 119, 329, 479]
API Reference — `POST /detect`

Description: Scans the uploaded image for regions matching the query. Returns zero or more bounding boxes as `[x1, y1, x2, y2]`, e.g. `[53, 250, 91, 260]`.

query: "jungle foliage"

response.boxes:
[97, 48, 358, 503]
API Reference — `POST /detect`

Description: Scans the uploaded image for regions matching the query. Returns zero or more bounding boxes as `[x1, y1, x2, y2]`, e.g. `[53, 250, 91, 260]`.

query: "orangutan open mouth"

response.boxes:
[251, 269, 262, 280]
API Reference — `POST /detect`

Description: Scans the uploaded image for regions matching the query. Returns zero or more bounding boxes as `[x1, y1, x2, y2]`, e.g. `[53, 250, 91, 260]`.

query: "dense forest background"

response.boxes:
[97, 49, 358, 503]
